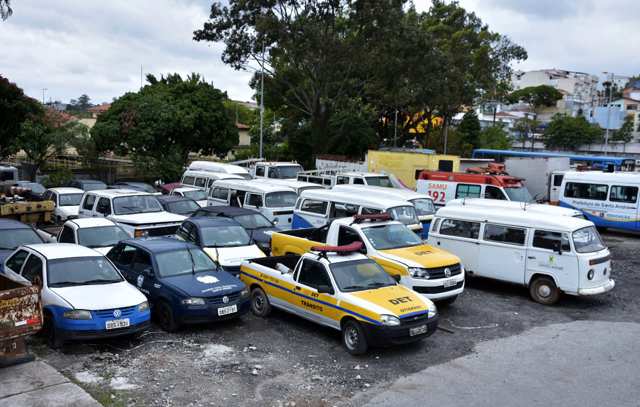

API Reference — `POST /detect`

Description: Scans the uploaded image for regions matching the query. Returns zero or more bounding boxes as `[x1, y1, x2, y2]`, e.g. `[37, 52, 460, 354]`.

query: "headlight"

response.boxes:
[427, 302, 438, 318]
[380, 314, 401, 326]
[134, 229, 149, 238]
[273, 217, 279, 225]
[181, 297, 205, 306]
[240, 287, 250, 297]
[63, 309, 93, 320]
[408, 267, 430, 279]
[137, 301, 149, 312]
[587, 269, 595, 280]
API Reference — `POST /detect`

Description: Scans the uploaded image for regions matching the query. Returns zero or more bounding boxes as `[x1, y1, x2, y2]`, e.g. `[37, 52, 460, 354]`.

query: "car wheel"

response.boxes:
[43, 312, 64, 349]
[156, 301, 179, 332]
[529, 276, 560, 305]
[342, 320, 368, 355]
[251, 287, 272, 317]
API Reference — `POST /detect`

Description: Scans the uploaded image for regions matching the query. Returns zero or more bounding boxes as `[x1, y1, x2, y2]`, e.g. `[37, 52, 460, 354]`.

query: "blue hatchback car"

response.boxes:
[106, 238, 250, 331]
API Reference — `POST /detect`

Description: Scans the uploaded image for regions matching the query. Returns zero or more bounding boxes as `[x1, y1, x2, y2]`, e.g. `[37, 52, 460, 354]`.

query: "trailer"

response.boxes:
[504, 157, 570, 202]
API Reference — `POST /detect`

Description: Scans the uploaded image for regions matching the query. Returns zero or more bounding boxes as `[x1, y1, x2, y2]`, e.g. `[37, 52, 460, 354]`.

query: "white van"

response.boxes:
[332, 184, 436, 238]
[187, 161, 252, 179]
[252, 162, 303, 180]
[181, 170, 243, 192]
[292, 189, 422, 234]
[445, 198, 584, 218]
[208, 179, 297, 227]
[427, 204, 614, 304]
[260, 179, 324, 196]
[559, 171, 640, 233]
[297, 170, 393, 188]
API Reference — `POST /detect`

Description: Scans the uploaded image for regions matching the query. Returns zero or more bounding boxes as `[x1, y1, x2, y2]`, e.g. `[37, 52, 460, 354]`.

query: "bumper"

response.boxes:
[59, 320, 150, 341]
[404, 274, 465, 300]
[361, 314, 439, 347]
[578, 279, 615, 296]
[179, 298, 250, 324]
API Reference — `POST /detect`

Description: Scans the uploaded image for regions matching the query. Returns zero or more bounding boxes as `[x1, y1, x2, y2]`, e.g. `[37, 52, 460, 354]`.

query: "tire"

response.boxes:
[250, 287, 272, 317]
[43, 312, 64, 349]
[156, 301, 180, 332]
[436, 295, 458, 306]
[529, 276, 560, 305]
[342, 319, 368, 355]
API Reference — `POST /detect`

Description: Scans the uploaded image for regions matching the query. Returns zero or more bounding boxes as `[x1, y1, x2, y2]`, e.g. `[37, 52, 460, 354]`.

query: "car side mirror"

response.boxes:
[317, 285, 334, 295]
[551, 240, 562, 255]
[392, 274, 401, 283]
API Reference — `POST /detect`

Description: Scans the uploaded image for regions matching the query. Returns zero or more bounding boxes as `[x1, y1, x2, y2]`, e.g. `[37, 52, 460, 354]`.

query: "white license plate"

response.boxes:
[218, 305, 237, 316]
[410, 324, 428, 336]
[444, 279, 457, 288]
[106, 318, 130, 330]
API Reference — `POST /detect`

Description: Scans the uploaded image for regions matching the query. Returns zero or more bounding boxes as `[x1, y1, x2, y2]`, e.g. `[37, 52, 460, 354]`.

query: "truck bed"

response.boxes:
[277, 227, 329, 243]
[271, 227, 329, 257]
[248, 256, 301, 271]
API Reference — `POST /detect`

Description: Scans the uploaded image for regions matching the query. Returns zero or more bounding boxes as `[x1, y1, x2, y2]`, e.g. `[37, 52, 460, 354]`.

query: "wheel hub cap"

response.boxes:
[345, 327, 358, 349]
[538, 285, 551, 298]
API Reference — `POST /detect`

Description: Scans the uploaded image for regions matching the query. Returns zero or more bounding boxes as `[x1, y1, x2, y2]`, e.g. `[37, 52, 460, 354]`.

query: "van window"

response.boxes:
[300, 199, 328, 215]
[255, 166, 265, 177]
[564, 182, 608, 201]
[456, 184, 481, 199]
[207, 179, 215, 189]
[484, 224, 526, 246]
[195, 178, 207, 188]
[609, 185, 638, 203]
[431, 218, 441, 232]
[211, 187, 228, 200]
[439, 219, 480, 239]
[353, 178, 365, 185]
[182, 176, 195, 185]
[82, 194, 96, 210]
[247, 193, 263, 207]
[553, 174, 564, 187]
[485, 186, 507, 200]
[336, 176, 349, 185]
[330, 202, 359, 218]
[533, 230, 571, 252]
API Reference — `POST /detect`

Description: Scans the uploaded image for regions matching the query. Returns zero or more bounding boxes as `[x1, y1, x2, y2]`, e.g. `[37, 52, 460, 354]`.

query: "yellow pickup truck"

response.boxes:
[271, 215, 464, 304]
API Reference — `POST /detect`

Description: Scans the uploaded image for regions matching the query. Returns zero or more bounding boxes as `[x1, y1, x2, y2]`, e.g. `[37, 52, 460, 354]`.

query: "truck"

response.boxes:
[1, 184, 55, 224]
[504, 157, 570, 203]
[367, 149, 460, 189]
[296, 170, 395, 188]
[240, 244, 438, 355]
[270, 214, 464, 303]
[0, 270, 42, 367]
[252, 162, 304, 180]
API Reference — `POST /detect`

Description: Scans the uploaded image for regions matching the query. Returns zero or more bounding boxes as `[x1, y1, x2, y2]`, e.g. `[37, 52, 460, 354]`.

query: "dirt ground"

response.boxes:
[29, 231, 640, 407]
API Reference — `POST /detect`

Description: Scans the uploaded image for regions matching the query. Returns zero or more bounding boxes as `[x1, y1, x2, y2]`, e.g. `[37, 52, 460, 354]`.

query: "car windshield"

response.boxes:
[48, 257, 123, 287]
[166, 200, 199, 215]
[201, 225, 251, 247]
[361, 224, 423, 250]
[387, 205, 419, 225]
[411, 198, 435, 216]
[156, 248, 217, 277]
[573, 226, 606, 253]
[77, 226, 130, 248]
[365, 176, 393, 188]
[0, 229, 43, 250]
[265, 191, 297, 208]
[271, 165, 302, 179]
[504, 187, 534, 203]
[113, 195, 162, 215]
[59, 193, 84, 206]
[234, 213, 274, 229]
[330, 259, 396, 292]
[83, 182, 107, 191]
[182, 190, 207, 201]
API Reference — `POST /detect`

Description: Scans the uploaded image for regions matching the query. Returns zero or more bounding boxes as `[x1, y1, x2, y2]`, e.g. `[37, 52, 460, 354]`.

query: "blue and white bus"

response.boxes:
[559, 172, 640, 232]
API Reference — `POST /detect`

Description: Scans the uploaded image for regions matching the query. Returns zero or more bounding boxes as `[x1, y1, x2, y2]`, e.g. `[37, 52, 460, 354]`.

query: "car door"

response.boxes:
[549, 173, 564, 203]
[478, 223, 527, 283]
[431, 218, 481, 273]
[21, 254, 44, 287]
[294, 259, 339, 328]
[129, 248, 156, 297]
[526, 229, 577, 292]
[78, 193, 96, 217]
[107, 243, 137, 281]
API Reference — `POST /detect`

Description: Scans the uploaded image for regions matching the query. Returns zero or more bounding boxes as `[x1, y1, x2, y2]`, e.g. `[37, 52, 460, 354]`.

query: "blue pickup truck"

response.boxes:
[0, 219, 46, 272]
[106, 237, 250, 331]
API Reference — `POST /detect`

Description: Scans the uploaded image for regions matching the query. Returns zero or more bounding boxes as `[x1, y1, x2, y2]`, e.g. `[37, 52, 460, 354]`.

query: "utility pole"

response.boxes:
[393, 110, 398, 147]
[41, 88, 47, 105]
[140, 65, 143, 89]
[603, 72, 614, 156]
[259, 42, 265, 159]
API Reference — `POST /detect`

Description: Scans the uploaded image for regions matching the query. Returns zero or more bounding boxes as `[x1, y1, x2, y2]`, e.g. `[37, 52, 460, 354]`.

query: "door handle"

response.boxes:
[527, 256, 536, 260]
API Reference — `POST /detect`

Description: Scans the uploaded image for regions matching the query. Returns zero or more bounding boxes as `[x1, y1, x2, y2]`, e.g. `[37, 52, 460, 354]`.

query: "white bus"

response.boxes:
[427, 204, 614, 305]
[559, 171, 640, 232]
[180, 170, 243, 192]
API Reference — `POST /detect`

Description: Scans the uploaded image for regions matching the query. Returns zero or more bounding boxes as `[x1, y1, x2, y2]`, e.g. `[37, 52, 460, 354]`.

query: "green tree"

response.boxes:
[612, 114, 635, 152]
[508, 85, 563, 149]
[0, 75, 43, 159]
[457, 111, 481, 151]
[543, 114, 602, 150]
[92, 73, 237, 181]
[479, 125, 512, 150]
[512, 117, 539, 150]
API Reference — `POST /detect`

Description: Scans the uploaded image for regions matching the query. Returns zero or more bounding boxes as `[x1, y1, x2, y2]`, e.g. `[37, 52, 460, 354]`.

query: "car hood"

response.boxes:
[50, 281, 146, 310]
[109, 212, 186, 225]
[203, 245, 266, 266]
[349, 284, 431, 317]
[58, 206, 79, 216]
[378, 244, 461, 268]
[161, 271, 243, 297]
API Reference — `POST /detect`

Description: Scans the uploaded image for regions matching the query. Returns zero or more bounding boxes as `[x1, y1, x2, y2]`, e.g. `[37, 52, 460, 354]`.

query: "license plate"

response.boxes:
[444, 279, 457, 288]
[218, 304, 237, 316]
[410, 324, 428, 336]
[106, 318, 130, 330]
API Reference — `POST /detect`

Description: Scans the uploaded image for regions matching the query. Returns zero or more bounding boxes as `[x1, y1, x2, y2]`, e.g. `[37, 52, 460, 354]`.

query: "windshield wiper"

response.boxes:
[367, 282, 390, 288]
[49, 281, 88, 287]
[341, 285, 368, 291]
[81, 279, 121, 285]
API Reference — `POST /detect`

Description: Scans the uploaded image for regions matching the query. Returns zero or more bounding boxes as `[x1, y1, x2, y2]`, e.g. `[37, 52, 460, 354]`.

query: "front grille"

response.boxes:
[93, 306, 136, 319]
[146, 225, 180, 236]
[206, 292, 241, 305]
[413, 281, 463, 294]
[273, 210, 293, 216]
[400, 312, 429, 324]
[426, 263, 462, 279]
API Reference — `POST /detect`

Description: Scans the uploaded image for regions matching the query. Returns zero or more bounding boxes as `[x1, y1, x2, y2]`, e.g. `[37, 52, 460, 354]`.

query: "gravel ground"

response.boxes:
[29, 231, 640, 407]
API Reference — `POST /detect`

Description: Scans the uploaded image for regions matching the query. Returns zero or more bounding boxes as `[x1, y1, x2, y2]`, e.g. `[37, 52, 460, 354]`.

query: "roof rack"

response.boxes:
[310, 242, 363, 258]
[352, 213, 392, 223]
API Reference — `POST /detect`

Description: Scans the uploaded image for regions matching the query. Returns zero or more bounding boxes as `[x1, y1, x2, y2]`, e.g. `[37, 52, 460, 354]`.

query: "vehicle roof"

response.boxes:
[67, 218, 117, 228]
[121, 237, 199, 253]
[299, 188, 411, 208]
[74, 179, 106, 184]
[434, 205, 594, 231]
[15, 181, 42, 186]
[340, 172, 388, 177]
[183, 169, 244, 179]
[47, 187, 84, 194]
[87, 189, 153, 198]
[193, 206, 259, 217]
[212, 179, 296, 193]
[257, 161, 301, 167]
[113, 181, 153, 186]
[445, 199, 580, 216]
[172, 186, 202, 192]
[156, 195, 195, 203]
[187, 161, 249, 174]
[25, 243, 103, 259]
[260, 179, 323, 190]
[332, 185, 432, 201]
[0, 219, 32, 229]
[562, 171, 640, 184]
[186, 217, 242, 228]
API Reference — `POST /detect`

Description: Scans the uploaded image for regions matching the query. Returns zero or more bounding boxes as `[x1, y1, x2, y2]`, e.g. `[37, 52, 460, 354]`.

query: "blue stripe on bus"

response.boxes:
[559, 201, 639, 231]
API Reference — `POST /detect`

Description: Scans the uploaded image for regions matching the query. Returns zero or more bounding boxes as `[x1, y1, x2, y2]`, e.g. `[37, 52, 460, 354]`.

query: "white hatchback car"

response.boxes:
[57, 218, 132, 255]
[43, 187, 85, 223]
[3, 243, 150, 347]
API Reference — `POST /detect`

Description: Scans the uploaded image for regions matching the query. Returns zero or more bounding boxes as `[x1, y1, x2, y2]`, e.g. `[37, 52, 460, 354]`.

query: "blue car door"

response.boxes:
[130, 249, 158, 300]
[107, 243, 137, 283]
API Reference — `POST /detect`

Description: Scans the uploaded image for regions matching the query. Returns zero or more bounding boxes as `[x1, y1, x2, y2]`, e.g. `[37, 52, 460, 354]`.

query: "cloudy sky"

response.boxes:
[1, 0, 638, 105]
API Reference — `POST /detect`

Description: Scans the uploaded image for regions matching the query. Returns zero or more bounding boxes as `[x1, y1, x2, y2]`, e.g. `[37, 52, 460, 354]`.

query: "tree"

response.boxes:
[512, 117, 539, 149]
[457, 111, 481, 151]
[92, 73, 237, 181]
[612, 114, 635, 152]
[0, 75, 43, 159]
[543, 114, 602, 150]
[479, 125, 511, 150]
[0, 0, 11, 20]
[508, 85, 563, 149]
[66, 94, 92, 113]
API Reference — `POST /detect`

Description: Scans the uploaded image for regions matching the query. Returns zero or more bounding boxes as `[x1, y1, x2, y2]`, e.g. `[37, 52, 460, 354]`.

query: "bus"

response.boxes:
[472, 149, 636, 171]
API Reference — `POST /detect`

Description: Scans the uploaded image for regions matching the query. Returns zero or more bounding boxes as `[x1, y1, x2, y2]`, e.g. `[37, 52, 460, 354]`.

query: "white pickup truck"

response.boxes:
[77, 189, 185, 238]
[40, 218, 132, 255]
